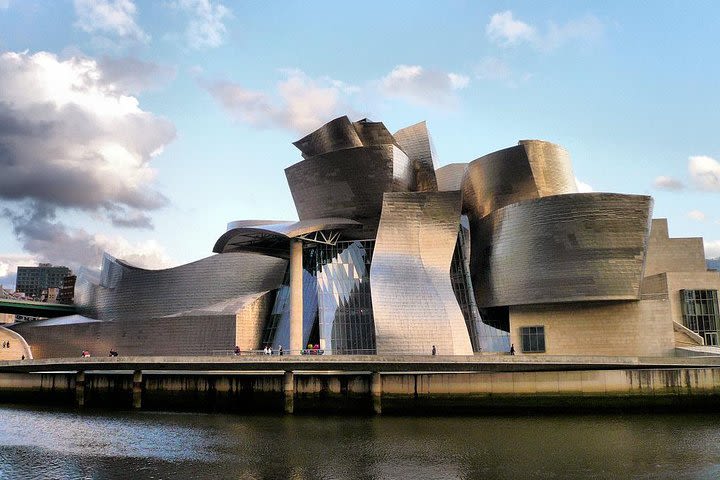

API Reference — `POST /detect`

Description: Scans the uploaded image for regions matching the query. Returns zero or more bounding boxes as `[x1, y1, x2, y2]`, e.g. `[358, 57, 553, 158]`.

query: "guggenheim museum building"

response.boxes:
[7, 116, 720, 358]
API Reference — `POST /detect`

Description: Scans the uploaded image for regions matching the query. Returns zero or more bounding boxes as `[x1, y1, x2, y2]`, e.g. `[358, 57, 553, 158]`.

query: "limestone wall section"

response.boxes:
[508, 299, 674, 357]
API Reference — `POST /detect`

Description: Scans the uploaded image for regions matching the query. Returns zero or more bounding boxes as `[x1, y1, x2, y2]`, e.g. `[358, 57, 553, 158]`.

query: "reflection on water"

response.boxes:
[1, 405, 720, 479]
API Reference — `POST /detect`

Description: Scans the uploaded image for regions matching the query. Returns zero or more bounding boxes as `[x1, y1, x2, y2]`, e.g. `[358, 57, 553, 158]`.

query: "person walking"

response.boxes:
[432, 345, 437, 356]
[510, 344, 515, 355]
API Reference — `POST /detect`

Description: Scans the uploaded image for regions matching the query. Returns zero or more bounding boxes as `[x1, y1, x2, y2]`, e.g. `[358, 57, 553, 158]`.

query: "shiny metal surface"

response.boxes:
[470, 193, 653, 307]
[393, 121, 439, 192]
[13, 252, 289, 357]
[436, 163, 468, 192]
[370, 192, 473, 355]
[292, 115, 362, 159]
[519, 140, 577, 197]
[75, 252, 287, 322]
[462, 141, 577, 219]
[352, 118, 398, 147]
[285, 145, 415, 233]
[213, 217, 361, 255]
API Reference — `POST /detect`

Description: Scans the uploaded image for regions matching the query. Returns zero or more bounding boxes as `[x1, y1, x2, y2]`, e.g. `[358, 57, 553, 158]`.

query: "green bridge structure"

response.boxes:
[0, 298, 76, 318]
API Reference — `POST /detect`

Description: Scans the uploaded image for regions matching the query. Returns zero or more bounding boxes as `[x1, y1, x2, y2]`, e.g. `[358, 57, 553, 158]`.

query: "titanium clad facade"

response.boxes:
[462, 142, 578, 220]
[285, 145, 415, 231]
[292, 115, 362, 158]
[74, 252, 287, 322]
[436, 163, 468, 192]
[352, 119, 397, 147]
[519, 140, 577, 197]
[371, 192, 473, 355]
[471, 193, 653, 307]
[393, 121, 439, 192]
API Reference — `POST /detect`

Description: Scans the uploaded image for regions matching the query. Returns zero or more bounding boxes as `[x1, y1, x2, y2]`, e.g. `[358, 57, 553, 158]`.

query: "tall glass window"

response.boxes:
[315, 240, 376, 354]
[681, 289, 720, 346]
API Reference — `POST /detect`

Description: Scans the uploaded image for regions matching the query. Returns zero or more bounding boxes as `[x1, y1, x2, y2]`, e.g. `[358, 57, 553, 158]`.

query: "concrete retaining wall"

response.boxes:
[2, 368, 720, 413]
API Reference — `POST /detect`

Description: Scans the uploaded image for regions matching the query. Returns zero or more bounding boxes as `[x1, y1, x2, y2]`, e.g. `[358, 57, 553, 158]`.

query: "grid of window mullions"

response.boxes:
[520, 326, 545, 353]
[681, 290, 719, 343]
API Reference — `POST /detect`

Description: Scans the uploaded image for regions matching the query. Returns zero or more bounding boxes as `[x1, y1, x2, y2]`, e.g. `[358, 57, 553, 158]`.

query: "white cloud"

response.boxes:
[74, 0, 149, 43]
[169, 0, 231, 49]
[689, 155, 720, 191]
[487, 11, 536, 46]
[379, 65, 469, 106]
[575, 177, 593, 193]
[705, 240, 720, 259]
[687, 210, 706, 222]
[203, 69, 360, 133]
[653, 175, 684, 190]
[0, 51, 175, 215]
[486, 11, 603, 51]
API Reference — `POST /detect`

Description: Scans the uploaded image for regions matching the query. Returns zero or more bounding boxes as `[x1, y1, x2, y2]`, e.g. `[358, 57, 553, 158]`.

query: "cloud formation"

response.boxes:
[203, 69, 360, 133]
[653, 175, 684, 190]
[4, 205, 172, 273]
[169, 0, 231, 49]
[689, 155, 720, 191]
[0, 50, 176, 274]
[379, 65, 469, 106]
[486, 11, 536, 46]
[486, 11, 603, 52]
[688, 210, 706, 222]
[0, 50, 175, 217]
[74, 0, 149, 43]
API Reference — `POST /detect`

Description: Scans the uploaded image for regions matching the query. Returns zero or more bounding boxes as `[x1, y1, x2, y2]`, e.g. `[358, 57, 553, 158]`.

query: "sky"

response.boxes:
[0, 0, 719, 289]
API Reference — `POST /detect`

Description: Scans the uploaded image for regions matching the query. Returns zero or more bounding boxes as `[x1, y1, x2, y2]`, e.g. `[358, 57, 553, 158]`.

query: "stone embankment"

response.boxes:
[1, 355, 720, 414]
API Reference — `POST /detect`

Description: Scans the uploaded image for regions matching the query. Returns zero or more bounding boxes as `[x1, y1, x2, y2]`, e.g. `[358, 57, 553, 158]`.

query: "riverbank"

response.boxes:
[2, 355, 720, 414]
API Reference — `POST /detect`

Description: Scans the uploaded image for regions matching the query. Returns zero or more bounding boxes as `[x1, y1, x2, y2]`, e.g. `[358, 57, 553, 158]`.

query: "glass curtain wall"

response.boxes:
[315, 240, 376, 354]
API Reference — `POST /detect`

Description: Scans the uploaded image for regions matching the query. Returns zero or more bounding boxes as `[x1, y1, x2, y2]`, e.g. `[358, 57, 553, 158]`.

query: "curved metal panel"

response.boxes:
[519, 140, 577, 197]
[462, 142, 578, 219]
[75, 252, 287, 322]
[352, 119, 397, 147]
[393, 121, 438, 192]
[436, 163, 468, 192]
[213, 217, 361, 254]
[292, 115, 362, 158]
[285, 145, 415, 232]
[370, 191, 473, 355]
[470, 193, 653, 308]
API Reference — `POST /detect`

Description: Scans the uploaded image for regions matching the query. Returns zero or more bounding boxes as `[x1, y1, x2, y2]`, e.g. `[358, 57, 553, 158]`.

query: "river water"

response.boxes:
[0, 405, 719, 479]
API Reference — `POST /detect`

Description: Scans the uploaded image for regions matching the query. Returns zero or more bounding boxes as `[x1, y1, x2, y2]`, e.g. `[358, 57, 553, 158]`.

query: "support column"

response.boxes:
[289, 238, 303, 354]
[283, 371, 295, 414]
[371, 372, 382, 415]
[132, 370, 142, 409]
[75, 371, 85, 407]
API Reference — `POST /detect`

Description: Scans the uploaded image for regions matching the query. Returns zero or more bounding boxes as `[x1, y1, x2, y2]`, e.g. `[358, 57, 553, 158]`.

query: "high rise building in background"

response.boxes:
[4, 116, 720, 359]
[15, 264, 72, 300]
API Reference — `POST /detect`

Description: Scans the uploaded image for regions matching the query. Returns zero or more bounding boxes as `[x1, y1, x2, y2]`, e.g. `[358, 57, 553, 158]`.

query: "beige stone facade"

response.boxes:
[509, 299, 675, 356]
[644, 218, 707, 277]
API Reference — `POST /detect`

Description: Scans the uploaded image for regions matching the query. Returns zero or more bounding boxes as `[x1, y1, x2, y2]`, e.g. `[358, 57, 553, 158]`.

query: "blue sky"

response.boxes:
[0, 0, 719, 288]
